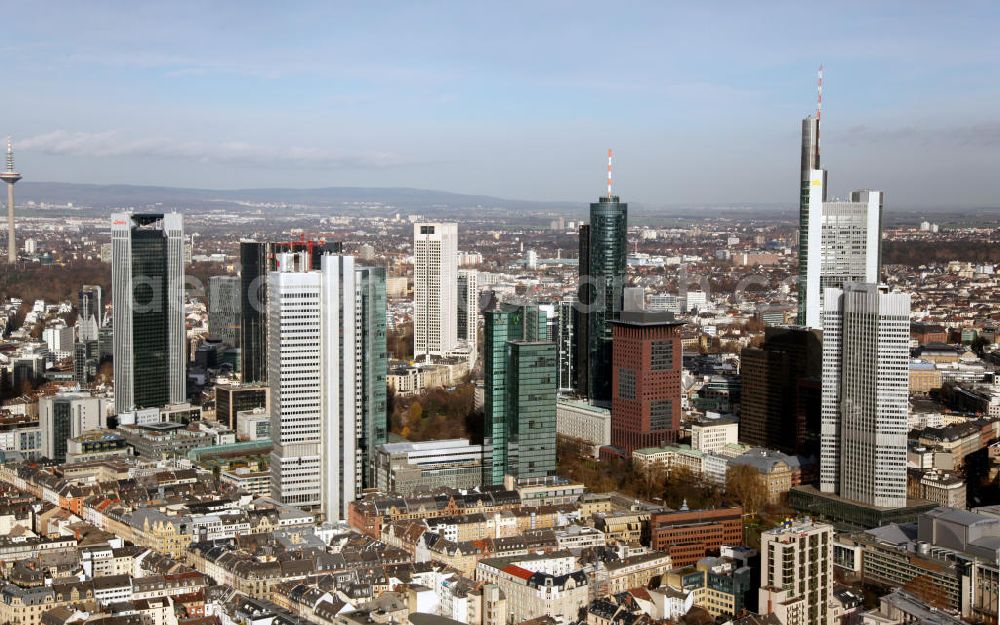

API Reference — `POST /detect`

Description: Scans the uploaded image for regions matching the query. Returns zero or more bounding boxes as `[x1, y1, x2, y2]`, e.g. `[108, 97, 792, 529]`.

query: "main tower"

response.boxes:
[1, 138, 22, 263]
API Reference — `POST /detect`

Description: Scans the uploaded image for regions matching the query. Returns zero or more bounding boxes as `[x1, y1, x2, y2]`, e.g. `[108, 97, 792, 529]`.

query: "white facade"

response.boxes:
[556, 397, 611, 456]
[802, 174, 882, 329]
[759, 520, 834, 625]
[691, 420, 739, 453]
[457, 268, 478, 359]
[413, 223, 458, 360]
[39, 392, 107, 460]
[43, 324, 75, 361]
[268, 253, 358, 521]
[821, 283, 909, 508]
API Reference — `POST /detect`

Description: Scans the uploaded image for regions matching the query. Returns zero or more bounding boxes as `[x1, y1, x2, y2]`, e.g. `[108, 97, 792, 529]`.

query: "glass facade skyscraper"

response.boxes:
[111, 213, 185, 411]
[356, 265, 388, 490]
[505, 341, 557, 479]
[483, 303, 549, 485]
[585, 195, 627, 403]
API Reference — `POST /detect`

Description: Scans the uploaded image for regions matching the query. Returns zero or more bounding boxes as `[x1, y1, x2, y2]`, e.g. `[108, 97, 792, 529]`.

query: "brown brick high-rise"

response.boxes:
[611, 311, 684, 456]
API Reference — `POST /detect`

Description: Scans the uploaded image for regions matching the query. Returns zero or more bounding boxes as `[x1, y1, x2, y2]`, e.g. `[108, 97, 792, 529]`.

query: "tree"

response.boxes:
[726, 464, 769, 517]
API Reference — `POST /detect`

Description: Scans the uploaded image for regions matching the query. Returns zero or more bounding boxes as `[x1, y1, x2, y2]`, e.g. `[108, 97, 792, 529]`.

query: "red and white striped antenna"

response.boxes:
[607, 148, 613, 199]
[816, 65, 823, 152]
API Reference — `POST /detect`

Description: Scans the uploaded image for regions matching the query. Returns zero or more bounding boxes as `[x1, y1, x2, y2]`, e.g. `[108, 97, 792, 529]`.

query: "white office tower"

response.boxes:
[801, 174, 882, 328]
[111, 213, 186, 411]
[457, 269, 479, 358]
[759, 519, 834, 625]
[413, 223, 458, 361]
[268, 252, 357, 521]
[820, 283, 909, 508]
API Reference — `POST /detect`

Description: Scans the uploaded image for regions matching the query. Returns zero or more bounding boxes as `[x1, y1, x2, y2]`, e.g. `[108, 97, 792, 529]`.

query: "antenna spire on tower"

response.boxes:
[5, 137, 13, 173]
[816, 65, 823, 153]
[607, 148, 613, 199]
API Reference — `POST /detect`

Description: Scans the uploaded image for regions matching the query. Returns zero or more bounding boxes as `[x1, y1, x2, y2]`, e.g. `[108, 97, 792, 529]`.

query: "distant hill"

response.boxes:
[16, 181, 578, 215]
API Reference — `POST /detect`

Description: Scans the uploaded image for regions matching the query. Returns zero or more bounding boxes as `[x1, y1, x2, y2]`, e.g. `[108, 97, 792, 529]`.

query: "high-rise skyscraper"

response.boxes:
[800, 181, 883, 328]
[269, 252, 355, 520]
[610, 311, 684, 456]
[796, 70, 883, 328]
[574, 224, 591, 398]
[504, 340, 557, 480]
[413, 223, 458, 361]
[820, 283, 909, 509]
[483, 303, 550, 485]
[268, 252, 386, 519]
[579, 152, 627, 403]
[556, 297, 576, 391]
[457, 268, 479, 358]
[208, 275, 241, 348]
[739, 326, 823, 457]
[759, 519, 834, 625]
[2, 138, 21, 264]
[111, 213, 186, 411]
[355, 265, 388, 490]
[78, 285, 103, 342]
[239, 239, 341, 383]
[796, 112, 824, 325]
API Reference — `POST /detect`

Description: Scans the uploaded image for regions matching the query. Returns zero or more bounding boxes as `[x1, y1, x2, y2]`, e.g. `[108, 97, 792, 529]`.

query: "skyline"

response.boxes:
[5, 2, 1000, 208]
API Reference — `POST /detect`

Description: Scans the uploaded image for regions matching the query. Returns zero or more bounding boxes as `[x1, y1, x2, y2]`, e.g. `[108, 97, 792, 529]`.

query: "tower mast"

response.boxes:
[1, 137, 23, 264]
[607, 148, 613, 199]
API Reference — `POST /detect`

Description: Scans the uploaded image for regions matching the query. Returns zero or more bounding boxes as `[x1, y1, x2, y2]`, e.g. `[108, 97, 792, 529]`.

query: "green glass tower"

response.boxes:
[506, 341, 557, 479]
[483, 303, 548, 485]
[586, 195, 627, 403]
[356, 265, 388, 490]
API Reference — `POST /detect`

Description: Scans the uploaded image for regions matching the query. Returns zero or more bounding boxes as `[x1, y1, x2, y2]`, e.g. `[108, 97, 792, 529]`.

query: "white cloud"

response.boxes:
[19, 130, 411, 169]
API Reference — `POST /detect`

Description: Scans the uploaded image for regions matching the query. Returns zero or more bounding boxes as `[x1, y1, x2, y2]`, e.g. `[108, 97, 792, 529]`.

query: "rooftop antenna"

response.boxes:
[607, 148, 613, 199]
[816, 65, 823, 154]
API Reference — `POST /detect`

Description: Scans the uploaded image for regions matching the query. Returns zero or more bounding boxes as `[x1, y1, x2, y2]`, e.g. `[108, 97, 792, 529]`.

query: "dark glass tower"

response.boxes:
[573, 224, 591, 397]
[239, 239, 342, 383]
[739, 326, 823, 457]
[111, 213, 185, 411]
[356, 265, 388, 490]
[586, 196, 627, 403]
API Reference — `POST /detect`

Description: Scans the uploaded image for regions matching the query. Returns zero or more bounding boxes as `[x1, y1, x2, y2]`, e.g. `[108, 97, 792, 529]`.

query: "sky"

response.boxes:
[6, 1, 1000, 208]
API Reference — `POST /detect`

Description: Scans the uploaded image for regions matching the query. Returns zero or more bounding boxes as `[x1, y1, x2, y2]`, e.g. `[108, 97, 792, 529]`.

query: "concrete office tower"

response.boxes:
[39, 391, 107, 463]
[483, 304, 549, 486]
[610, 311, 684, 456]
[208, 275, 241, 348]
[457, 269, 479, 358]
[2, 138, 21, 264]
[580, 192, 627, 403]
[739, 326, 823, 457]
[268, 253, 378, 520]
[800, 179, 883, 328]
[556, 297, 576, 391]
[78, 285, 103, 342]
[111, 213, 186, 411]
[413, 223, 458, 361]
[759, 519, 834, 625]
[355, 265, 388, 490]
[239, 239, 342, 384]
[821, 283, 909, 508]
